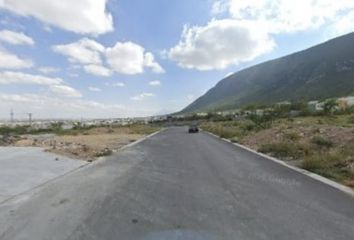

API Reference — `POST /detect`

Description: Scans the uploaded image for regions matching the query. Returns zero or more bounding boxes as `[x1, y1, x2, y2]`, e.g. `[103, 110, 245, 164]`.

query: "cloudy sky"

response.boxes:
[1, 0, 354, 119]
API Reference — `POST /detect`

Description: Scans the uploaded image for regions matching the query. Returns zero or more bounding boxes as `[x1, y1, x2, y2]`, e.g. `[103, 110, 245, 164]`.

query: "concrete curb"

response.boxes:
[0, 128, 166, 205]
[203, 130, 354, 198]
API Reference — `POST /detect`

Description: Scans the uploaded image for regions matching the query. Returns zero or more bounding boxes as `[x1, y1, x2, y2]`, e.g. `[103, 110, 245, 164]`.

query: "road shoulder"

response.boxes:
[203, 130, 354, 198]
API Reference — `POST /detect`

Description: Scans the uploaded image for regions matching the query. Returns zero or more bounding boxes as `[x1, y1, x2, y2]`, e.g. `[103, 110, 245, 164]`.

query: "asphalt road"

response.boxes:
[0, 127, 353, 240]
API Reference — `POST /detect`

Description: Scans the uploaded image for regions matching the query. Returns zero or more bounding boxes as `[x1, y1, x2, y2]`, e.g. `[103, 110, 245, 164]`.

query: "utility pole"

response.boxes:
[10, 109, 14, 123]
[28, 113, 32, 125]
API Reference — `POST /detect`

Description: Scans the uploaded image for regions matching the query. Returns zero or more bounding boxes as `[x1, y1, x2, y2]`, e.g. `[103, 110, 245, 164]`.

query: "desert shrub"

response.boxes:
[301, 155, 327, 172]
[259, 142, 311, 159]
[301, 152, 351, 180]
[347, 115, 354, 124]
[284, 131, 301, 141]
[201, 122, 248, 140]
[95, 148, 113, 157]
[127, 124, 160, 135]
[239, 121, 257, 132]
[311, 136, 334, 148]
[247, 113, 274, 130]
[323, 99, 338, 115]
[340, 142, 354, 156]
[344, 180, 354, 188]
[258, 143, 304, 159]
[0, 126, 28, 135]
[215, 126, 239, 139]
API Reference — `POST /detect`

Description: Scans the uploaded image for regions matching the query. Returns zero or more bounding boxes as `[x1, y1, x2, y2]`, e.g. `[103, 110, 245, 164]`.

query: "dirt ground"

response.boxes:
[13, 127, 148, 161]
[241, 122, 354, 151]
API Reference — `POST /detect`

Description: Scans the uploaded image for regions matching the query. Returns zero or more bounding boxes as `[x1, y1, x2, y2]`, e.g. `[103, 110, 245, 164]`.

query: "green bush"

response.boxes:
[240, 121, 256, 132]
[201, 122, 245, 140]
[247, 113, 274, 130]
[258, 143, 304, 159]
[284, 131, 301, 141]
[127, 124, 160, 135]
[95, 148, 113, 157]
[347, 115, 354, 124]
[301, 155, 327, 172]
[301, 153, 352, 181]
[311, 136, 333, 148]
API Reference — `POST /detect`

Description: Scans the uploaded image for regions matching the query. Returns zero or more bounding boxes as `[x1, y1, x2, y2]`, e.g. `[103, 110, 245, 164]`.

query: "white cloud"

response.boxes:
[328, 10, 354, 37]
[0, 71, 81, 98]
[84, 64, 112, 77]
[88, 87, 101, 92]
[38, 66, 60, 74]
[49, 84, 82, 98]
[112, 82, 125, 87]
[53, 38, 105, 65]
[53, 39, 164, 76]
[144, 52, 165, 73]
[106, 41, 164, 75]
[0, 71, 62, 85]
[149, 80, 161, 86]
[211, 0, 229, 15]
[0, 93, 155, 118]
[0, 0, 113, 35]
[0, 48, 33, 69]
[105, 42, 145, 75]
[173, 0, 354, 71]
[215, 0, 354, 34]
[168, 19, 274, 70]
[131, 92, 155, 101]
[0, 93, 34, 103]
[0, 30, 34, 45]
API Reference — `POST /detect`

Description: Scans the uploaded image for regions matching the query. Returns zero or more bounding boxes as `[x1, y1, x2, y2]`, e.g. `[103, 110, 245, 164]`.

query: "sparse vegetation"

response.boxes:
[301, 152, 354, 181]
[311, 136, 334, 149]
[258, 143, 307, 159]
[126, 124, 160, 135]
[1, 124, 160, 161]
[284, 131, 302, 141]
[95, 148, 113, 158]
[201, 114, 354, 187]
[201, 121, 251, 140]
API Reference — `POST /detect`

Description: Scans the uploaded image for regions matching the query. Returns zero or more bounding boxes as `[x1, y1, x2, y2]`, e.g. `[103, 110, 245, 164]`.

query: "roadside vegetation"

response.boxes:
[199, 103, 354, 188]
[0, 123, 160, 162]
[0, 122, 159, 136]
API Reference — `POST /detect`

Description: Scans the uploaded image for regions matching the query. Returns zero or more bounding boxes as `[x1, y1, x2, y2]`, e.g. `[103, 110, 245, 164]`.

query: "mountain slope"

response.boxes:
[182, 32, 354, 113]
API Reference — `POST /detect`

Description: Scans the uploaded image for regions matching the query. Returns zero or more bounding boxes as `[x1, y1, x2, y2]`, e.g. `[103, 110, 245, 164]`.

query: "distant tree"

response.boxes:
[242, 103, 267, 111]
[73, 122, 82, 130]
[50, 122, 64, 132]
[247, 111, 275, 129]
[323, 99, 338, 115]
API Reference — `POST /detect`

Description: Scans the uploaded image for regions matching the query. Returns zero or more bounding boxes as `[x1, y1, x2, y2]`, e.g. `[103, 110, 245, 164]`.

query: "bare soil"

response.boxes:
[242, 124, 354, 150]
[12, 127, 147, 161]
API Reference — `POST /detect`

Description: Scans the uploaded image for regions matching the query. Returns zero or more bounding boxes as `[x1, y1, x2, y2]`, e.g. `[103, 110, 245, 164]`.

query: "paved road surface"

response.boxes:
[0, 127, 353, 240]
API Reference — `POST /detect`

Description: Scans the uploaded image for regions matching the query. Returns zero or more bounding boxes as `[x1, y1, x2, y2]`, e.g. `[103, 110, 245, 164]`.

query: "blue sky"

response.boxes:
[0, 0, 354, 119]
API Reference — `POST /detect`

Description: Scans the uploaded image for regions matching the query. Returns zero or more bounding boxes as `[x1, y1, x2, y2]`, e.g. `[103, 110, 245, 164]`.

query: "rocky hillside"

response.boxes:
[182, 32, 354, 113]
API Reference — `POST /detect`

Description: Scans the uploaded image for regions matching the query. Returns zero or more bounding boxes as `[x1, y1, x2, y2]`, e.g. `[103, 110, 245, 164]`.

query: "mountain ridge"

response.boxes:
[181, 32, 354, 113]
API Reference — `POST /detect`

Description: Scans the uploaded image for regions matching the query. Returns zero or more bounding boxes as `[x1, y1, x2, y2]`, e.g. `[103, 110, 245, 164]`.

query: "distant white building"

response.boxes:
[196, 112, 208, 117]
[337, 96, 354, 110]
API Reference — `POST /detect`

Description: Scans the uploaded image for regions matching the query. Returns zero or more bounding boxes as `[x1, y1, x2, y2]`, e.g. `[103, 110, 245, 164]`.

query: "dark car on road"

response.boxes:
[188, 125, 199, 133]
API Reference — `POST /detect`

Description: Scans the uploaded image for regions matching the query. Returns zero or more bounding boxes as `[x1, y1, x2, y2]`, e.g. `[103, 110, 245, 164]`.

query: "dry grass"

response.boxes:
[14, 125, 160, 161]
